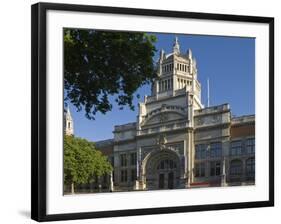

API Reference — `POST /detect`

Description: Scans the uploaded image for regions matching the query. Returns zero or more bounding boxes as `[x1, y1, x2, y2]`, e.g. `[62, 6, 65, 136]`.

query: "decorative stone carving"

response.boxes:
[156, 134, 167, 150]
[159, 112, 168, 123]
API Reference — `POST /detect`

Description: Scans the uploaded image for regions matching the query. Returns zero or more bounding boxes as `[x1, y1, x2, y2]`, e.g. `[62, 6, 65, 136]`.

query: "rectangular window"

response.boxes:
[246, 138, 255, 154]
[230, 160, 243, 175]
[210, 161, 221, 176]
[121, 170, 127, 182]
[164, 80, 168, 90]
[210, 142, 222, 158]
[195, 144, 206, 159]
[167, 79, 170, 90]
[130, 152, 137, 166]
[194, 162, 205, 177]
[230, 140, 243, 156]
[246, 158, 255, 175]
[120, 154, 127, 167]
[131, 169, 137, 182]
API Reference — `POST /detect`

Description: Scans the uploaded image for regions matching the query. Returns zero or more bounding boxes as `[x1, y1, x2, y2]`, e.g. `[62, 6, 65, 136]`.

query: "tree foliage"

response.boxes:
[64, 135, 112, 192]
[64, 29, 157, 119]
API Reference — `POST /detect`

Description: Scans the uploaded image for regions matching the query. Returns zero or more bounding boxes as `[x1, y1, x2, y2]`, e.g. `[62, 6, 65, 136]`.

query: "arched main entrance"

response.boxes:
[142, 148, 181, 190]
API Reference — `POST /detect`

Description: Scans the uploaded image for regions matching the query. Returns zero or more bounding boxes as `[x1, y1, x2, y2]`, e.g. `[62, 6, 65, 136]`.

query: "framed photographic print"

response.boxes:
[31, 2, 274, 222]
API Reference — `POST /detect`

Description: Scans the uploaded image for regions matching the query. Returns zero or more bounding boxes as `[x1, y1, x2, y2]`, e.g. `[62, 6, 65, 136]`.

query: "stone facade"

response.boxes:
[67, 38, 255, 192]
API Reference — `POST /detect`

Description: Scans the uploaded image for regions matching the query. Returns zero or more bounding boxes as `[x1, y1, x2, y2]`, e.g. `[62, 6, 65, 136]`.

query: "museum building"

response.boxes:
[64, 38, 255, 192]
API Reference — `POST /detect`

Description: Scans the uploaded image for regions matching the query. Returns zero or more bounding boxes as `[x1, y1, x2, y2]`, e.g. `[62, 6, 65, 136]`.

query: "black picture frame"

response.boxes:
[31, 2, 274, 222]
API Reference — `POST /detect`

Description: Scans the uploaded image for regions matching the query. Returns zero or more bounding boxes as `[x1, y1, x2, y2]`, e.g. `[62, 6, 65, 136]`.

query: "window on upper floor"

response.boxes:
[130, 152, 137, 166]
[246, 138, 255, 154]
[195, 144, 207, 159]
[120, 154, 127, 167]
[230, 140, 243, 156]
[210, 142, 222, 158]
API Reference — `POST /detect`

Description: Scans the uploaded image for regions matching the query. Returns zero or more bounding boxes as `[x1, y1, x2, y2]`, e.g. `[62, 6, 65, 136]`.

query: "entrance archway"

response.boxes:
[142, 148, 181, 190]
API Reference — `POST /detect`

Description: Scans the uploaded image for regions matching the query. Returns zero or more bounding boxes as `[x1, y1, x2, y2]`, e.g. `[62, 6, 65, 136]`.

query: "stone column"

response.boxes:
[109, 171, 114, 192]
[221, 156, 227, 187]
[134, 146, 142, 190]
[186, 131, 193, 188]
[156, 80, 159, 100]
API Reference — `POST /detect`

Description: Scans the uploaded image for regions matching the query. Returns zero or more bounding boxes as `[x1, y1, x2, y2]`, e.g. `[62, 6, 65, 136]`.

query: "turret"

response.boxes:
[64, 106, 74, 136]
[160, 49, 165, 61]
[173, 36, 180, 55]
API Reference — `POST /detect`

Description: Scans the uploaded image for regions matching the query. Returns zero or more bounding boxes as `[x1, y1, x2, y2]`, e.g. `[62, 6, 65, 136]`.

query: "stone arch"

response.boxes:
[141, 147, 181, 190]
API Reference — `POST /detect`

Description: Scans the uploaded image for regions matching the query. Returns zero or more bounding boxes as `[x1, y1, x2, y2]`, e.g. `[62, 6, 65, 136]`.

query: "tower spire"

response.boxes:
[65, 105, 74, 136]
[173, 36, 180, 54]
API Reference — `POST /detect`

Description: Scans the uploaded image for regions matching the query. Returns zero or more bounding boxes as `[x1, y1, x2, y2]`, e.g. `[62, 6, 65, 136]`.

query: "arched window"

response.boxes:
[157, 159, 176, 170]
[230, 159, 243, 175]
[246, 157, 255, 175]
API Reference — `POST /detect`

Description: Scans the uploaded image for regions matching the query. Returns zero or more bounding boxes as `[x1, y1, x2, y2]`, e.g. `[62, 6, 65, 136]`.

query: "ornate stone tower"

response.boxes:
[151, 36, 203, 110]
[64, 106, 74, 136]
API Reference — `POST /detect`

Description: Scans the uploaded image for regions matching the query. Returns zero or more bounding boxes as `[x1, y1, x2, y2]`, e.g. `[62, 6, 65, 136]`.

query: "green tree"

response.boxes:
[64, 29, 157, 119]
[64, 135, 112, 194]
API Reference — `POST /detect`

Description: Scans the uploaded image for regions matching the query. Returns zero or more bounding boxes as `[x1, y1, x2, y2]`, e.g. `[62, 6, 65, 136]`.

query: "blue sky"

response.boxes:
[66, 33, 255, 142]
